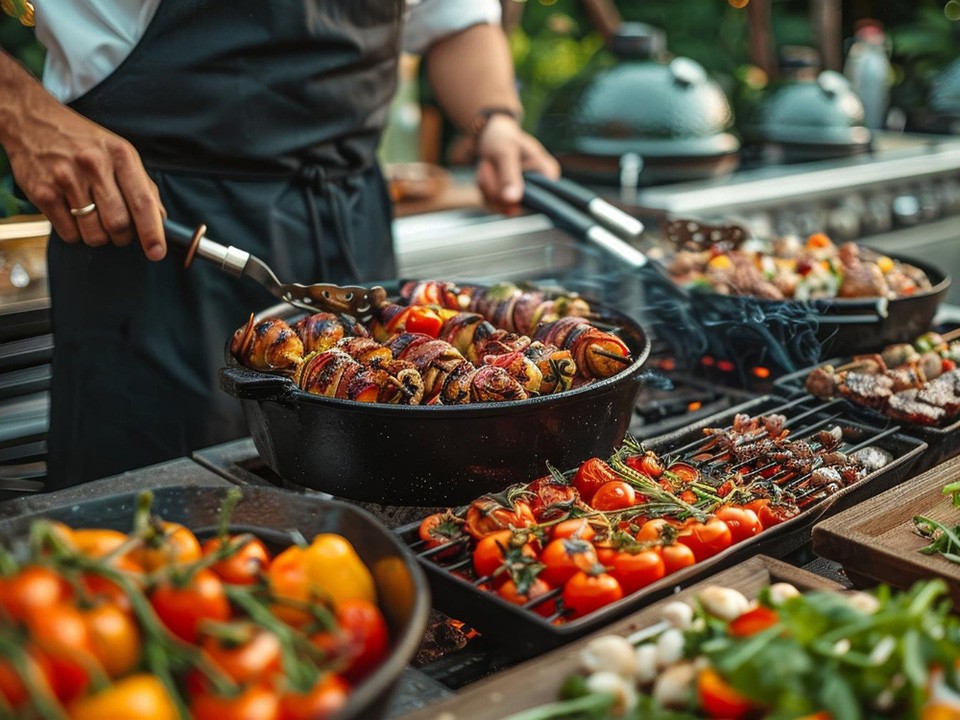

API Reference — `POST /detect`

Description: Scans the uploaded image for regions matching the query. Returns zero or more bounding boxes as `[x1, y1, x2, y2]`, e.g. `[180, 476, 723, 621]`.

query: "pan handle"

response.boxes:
[219, 366, 295, 402]
[816, 297, 889, 325]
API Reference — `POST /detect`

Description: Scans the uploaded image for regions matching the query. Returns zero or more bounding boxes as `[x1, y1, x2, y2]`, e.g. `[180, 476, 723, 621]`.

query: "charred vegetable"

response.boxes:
[292, 311, 369, 353]
[534, 316, 632, 379]
[230, 314, 303, 372]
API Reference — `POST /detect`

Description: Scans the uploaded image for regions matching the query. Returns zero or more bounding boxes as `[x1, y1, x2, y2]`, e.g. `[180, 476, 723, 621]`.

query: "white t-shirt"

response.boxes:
[32, 0, 501, 103]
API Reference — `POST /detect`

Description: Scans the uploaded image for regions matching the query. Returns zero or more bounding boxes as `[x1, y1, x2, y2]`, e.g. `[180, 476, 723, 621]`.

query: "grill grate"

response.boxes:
[395, 395, 928, 657]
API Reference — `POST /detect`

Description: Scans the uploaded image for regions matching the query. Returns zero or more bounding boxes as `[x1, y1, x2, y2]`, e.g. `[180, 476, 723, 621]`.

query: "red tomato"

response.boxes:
[150, 569, 231, 643]
[539, 537, 598, 588]
[678, 518, 732, 561]
[661, 542, 697, 575]
[524, 477, 579, 521]
[278, 674, 350, 720]
[745, 499, 798, 530]
[201, 628, 282, 686]
[472, 530, 537, 581]
[589, 481, 637, 511]
[0, 565, 69, 622]
[463, 498, 536, 540]
[636, 518, 676, 544]
[729, 606, 780, 637]
[417, 511, 464, 558]
[550, 518, 596, 543]
[562, 570, 623, 619]
[714, 506, 762, 544]
[402, 306, 444, 336]
[497, 577, 556, 618]
[0, 648, 52, 709]
[572, 458, 619, 504]
[191, 685, 280, 720]
[609, 548, 665, 595]
[332, 598, 390, 682]
[624, 452, 663, 478]
[665, 461, 699, 484]
[202, 535, 271, 585]
[697, 668, 754, 719]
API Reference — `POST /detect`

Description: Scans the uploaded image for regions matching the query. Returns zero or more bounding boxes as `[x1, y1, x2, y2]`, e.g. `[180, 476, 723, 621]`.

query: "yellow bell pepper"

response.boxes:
[707, 254, 733, 271]
[304, 534, 377, 607]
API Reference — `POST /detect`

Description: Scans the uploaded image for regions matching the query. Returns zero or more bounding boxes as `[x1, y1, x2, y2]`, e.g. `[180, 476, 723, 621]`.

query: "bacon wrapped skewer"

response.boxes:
[372, 303, 545, 395]
[334, 336, 424, 405]
[293, 312, 369, 353]
[294, 350, 383, 402]
[384, 333, 527, 404]
[400, 280, 591, 337]
[533, 316, 632, 379]
[524, 341, 577, 394]
[231, 314, 303, 372]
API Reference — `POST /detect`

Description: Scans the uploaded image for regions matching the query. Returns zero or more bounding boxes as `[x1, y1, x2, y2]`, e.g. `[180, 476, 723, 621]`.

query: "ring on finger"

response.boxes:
[69, 202, 97, 218]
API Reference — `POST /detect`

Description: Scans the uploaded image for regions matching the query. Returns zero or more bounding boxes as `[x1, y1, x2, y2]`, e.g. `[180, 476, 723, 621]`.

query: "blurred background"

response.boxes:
[3, 0, 960, 215]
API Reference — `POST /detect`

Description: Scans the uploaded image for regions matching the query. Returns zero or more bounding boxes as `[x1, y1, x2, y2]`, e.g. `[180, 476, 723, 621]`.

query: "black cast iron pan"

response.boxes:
[219, 298, 651, 506]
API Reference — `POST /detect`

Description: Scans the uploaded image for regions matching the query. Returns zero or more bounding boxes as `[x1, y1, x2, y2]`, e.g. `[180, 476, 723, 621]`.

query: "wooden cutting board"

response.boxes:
[398, 556, 843, 720]
[813, 457, 960, 599]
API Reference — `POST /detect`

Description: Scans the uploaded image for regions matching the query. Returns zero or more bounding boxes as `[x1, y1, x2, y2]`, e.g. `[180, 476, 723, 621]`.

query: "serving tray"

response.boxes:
[813, 456, 960, 603]
[394, 395, 927, 658]
[397, 555, 843, 720]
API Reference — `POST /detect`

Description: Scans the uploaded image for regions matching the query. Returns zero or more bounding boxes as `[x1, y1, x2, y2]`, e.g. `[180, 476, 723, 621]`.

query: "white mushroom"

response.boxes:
[655, 628, 685, 668]
[652, 661, 697, 709]
[580, 635, 637, 678]
[659, 601, 694, 630]
[585, 671, 638, 717]
[633, 643, 658, 685]
[845, 591, 880, 615]
[767, 582, 800, 606]
[698, 585, 749, 621]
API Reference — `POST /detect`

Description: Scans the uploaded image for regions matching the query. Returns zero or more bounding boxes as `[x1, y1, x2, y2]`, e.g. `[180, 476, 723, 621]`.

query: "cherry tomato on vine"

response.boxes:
[70, 528, 129, 559]
[463, 498, 536, 540]
[68, 674, 180, 720]
[150, 568, 231, 643]
[524, 477, 579, 521]
[278, 673, 350, 720]
[678, 518, 732, 561]
[540, 537, 598, 588]
[714, 506, 762, 544]
[0, 565, 69, 622]
[417, 511, 463, 557]
[562, 570, 623, 619]
[636, 518, 676, 544]
[661, 542, 697, 575]
[609, 548, 665, 595]
[624, 452, 663, 479]
[202, 535, 271, 585]
[572, 458, 619, 504]
[191, 684, 281, 720]
[589, 481, 636, 511]
[472, 530, 537, 581]
[201, 627, 282, 686]
[0, 648, 52, 709]
[550, 517, 596, 543]
[82, 603, 141, 678]
[134, 521, 202, 571]
[330, 598, 390, 682]
[496, 577, 556, 618]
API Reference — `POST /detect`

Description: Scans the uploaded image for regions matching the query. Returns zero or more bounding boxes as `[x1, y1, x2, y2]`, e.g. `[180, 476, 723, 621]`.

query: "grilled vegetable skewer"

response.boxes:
[293, 311, 370, 353]
[534, 316, 632, 379]
[231, 314, 303, 372]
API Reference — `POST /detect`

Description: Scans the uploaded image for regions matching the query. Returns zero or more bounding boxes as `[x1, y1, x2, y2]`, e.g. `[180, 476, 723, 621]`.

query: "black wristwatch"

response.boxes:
[470, 106, 524, 136]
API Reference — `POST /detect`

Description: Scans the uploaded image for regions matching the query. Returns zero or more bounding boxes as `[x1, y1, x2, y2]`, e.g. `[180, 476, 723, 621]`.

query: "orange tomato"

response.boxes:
[68, 673, 179, 720]
[191, 684, 280, 720]
[202, 535, 271, 585]
[0, 565, 69, 622]
[82, 603, 141, 678]
[278, 674, 350, 720]
[134, 521, 202, 571]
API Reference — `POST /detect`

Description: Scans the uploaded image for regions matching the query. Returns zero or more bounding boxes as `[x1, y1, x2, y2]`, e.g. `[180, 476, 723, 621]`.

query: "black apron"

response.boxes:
[46, 0, 402, 489]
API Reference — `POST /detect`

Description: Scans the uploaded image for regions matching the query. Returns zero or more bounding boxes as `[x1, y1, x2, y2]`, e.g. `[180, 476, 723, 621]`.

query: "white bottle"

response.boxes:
[844, 20, 891, 129]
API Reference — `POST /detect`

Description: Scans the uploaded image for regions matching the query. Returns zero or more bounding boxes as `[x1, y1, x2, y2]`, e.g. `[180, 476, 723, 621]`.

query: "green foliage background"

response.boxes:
[1, 1, 958, 217]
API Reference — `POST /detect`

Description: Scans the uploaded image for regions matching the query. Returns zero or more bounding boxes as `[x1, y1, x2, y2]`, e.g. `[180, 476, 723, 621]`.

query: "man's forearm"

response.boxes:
[0, 49, 52, 150]
[425, 23, 522, 131]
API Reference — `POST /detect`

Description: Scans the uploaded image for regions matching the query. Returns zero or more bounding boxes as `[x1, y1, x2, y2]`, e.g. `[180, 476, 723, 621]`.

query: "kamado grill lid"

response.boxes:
[537, 22, 740, 185]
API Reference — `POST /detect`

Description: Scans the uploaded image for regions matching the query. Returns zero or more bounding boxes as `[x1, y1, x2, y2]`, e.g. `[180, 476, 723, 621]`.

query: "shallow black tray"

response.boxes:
[774, 360, 960, 472]
[394, 395, 927, 658]
[0, 485, 431, 720]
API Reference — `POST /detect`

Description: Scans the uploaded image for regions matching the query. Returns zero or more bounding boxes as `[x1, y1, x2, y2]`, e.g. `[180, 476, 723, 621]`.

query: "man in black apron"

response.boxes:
[0, 1, 559, 488]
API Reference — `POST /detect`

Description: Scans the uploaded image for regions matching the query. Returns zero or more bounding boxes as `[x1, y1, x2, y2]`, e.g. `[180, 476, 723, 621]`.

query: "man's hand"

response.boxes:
[475, 115, 560, 212]
[0, 52, 166, 260]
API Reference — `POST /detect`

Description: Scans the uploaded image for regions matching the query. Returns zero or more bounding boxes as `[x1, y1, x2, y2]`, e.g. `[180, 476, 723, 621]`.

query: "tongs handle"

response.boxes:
[524, 172, 644, 240]
[521, 182, 649, 269]
[163, 218, 249, 275]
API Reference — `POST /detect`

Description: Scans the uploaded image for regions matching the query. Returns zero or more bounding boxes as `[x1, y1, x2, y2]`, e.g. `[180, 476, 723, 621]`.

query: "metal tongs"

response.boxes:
[162, 218, 386, 320]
